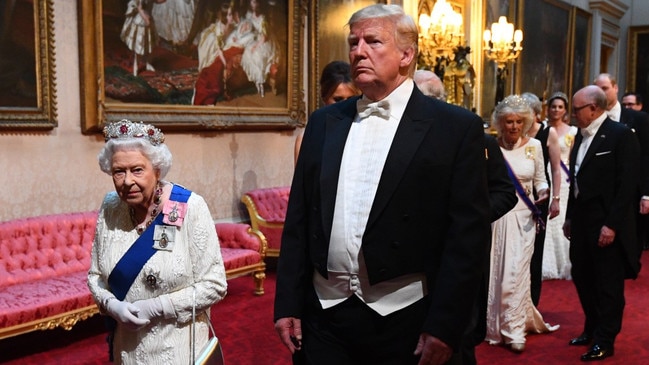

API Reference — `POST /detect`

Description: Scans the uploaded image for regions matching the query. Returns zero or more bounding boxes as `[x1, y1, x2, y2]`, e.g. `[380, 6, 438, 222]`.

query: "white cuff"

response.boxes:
[159, 295, 177, 319]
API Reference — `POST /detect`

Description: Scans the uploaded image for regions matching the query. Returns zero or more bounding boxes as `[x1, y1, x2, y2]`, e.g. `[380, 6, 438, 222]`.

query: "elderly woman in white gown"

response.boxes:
[485, 95, 559, 353]
[88, 120, 227, 364]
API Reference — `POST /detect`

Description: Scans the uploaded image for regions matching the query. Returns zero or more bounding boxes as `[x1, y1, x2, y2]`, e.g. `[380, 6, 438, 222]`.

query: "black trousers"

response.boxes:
[293, 288, 462, 365]
[530, 199, 549, 306]
[570, 207, 626, 349]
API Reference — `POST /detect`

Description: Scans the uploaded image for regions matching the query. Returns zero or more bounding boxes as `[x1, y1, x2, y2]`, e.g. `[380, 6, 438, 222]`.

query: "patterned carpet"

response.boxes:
[2, 254, 648, 365]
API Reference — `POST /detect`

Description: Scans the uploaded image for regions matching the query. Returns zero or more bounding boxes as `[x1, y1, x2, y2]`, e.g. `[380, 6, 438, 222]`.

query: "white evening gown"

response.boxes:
[151, 0, 196, 45]
[542, 125, 577, 280]
[240, 11, 277, 86]
[88, 188, 227, 364]
[486, 138, 559, 346]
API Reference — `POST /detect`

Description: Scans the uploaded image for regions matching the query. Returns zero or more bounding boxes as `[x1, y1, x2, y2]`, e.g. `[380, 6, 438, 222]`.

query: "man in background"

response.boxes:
[414, 69, 447, 102]
[594, 74, 649, 251]
[622, 92, 644, 111]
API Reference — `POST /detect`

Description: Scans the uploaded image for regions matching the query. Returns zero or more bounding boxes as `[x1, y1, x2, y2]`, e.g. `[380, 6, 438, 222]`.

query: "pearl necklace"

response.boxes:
[130, 182, 163, 235]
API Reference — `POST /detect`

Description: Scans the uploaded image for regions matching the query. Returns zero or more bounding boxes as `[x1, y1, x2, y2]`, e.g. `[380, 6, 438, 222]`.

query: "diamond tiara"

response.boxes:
[497, 94, 531, 111]
[103, 119, 165, 146]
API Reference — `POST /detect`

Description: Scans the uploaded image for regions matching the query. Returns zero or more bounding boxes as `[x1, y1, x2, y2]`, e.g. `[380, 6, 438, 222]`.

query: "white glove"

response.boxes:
[132, 298, 164, 321]
[106, 298, 150, 330]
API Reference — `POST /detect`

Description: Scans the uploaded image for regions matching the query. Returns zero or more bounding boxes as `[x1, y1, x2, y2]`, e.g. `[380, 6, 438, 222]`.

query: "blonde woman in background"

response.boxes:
[486, 95, 559, 353]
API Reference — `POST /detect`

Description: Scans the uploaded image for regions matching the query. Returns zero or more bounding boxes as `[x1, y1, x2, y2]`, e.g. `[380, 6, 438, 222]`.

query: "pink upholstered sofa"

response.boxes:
[0, 213, 266, 340]
[241, 186, 290, 257]
[0, 212, 100, 340]
[217, 222, 267, 295]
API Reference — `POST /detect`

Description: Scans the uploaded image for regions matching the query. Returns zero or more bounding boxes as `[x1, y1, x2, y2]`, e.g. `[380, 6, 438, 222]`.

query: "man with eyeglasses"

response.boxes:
[564, 85, 641, 361]
[594, 74, 649, 252]
[621, 92, 644, 112]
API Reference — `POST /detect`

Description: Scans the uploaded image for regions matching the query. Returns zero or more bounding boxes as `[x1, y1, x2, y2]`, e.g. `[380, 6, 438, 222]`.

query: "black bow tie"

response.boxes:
[357, 99, 390, 119]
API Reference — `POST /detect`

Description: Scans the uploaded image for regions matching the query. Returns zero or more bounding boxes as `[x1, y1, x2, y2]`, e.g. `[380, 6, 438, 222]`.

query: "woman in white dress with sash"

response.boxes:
[486, 95, 559, 353]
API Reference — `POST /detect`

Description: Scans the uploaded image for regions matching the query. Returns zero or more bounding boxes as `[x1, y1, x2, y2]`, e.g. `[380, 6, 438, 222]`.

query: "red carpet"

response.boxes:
[2, 254, 649, 365]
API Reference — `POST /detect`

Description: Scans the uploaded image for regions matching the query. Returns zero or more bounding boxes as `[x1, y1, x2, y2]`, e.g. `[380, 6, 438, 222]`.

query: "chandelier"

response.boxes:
[483, 16, 523, 69]
[417, 0, 464, 69]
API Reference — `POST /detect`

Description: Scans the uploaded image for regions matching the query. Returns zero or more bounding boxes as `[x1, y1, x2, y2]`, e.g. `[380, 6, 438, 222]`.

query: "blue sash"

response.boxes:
[503, 159, 546, 233]
[105, 184, 191, 361]
[560, 160, 571, 183]
[108, 185, 191, 299]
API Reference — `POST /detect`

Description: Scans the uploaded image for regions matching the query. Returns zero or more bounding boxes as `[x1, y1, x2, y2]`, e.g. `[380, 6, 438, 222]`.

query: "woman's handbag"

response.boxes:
[192, 288, 224, 365]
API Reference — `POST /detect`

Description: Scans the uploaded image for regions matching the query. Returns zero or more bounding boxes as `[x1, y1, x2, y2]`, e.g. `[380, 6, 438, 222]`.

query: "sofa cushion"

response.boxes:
[244, 187, 290, 223]
[0, 271, 94, 329]
[0, 212, 98, 289]
[216, 222, 260, 252]
[220, 248, 262, 272]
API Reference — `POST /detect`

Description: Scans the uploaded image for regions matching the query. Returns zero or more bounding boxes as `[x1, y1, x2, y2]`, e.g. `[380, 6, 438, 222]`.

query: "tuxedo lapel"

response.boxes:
[619, 108, 633, 128]
[570, 132, 583, 172]
[366, 90, 434, 230]
[580, 119, 612, 169]
[320, 100, 356, 239]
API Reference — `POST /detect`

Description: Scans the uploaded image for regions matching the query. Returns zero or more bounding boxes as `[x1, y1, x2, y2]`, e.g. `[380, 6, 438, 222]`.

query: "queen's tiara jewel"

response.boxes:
[103, 119, 165, 146]
[497, 94, 530, 112]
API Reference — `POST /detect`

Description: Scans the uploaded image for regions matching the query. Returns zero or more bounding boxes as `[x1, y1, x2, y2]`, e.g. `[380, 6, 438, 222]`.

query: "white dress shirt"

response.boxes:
[313, 79, 427, 316]
[574, 113, 607, 197]
[607, 102, 622, 122]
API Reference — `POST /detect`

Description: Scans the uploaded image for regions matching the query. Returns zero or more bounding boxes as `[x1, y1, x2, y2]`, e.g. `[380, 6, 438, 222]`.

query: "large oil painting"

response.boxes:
[79, 0, 305, 133]
[0, 0, 57, 129]
[517, 0, 571, 104]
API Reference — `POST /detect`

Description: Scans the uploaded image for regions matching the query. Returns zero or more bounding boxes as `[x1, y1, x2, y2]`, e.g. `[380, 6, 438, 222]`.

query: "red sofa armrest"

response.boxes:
[241, 186, 289, 257]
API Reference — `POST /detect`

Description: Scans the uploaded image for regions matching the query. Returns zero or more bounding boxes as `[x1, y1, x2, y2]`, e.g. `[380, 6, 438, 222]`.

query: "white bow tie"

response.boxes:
[357, 99, 390, 119]
[580, 128, 594, 138]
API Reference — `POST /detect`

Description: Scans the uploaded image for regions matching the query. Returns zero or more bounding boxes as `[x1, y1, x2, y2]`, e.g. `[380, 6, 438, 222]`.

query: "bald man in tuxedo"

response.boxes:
[564, 85, 640, 361]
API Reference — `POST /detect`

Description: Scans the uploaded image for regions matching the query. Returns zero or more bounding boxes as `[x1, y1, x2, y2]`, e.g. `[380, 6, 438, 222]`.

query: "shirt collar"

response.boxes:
[582, 112, 607, 137]
[607, 101, 622, 121]
[357, 79, 414, 122]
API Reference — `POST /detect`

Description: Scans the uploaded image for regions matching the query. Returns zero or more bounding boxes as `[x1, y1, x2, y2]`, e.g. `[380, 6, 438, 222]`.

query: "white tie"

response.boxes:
[357, 99, 390, 119]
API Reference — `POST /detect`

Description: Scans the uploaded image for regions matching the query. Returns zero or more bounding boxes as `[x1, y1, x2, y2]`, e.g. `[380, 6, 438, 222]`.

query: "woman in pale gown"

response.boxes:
[240, 0, 278, 97]
[542, 92, 577, 280]
[486, 95, 559, 353]
[151, 0, 196, 46]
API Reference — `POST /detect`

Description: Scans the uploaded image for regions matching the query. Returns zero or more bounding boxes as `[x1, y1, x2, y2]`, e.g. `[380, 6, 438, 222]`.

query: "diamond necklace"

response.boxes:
[130, 182, 163, 235]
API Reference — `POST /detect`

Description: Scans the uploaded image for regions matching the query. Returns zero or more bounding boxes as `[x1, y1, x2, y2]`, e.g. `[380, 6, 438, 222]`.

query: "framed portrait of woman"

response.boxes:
[0, 0, 57, 130]
[79, 0, 305, 133]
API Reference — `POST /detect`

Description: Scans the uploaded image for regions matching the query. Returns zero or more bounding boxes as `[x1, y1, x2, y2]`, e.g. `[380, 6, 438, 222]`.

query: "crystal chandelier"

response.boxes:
[483, 16, 523, 69]
[417, 0, 464, 69]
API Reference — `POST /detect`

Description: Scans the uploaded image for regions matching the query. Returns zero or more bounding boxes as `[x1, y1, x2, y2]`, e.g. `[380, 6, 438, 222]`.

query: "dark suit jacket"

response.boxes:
[274, 87, 491, 350]
[484, 134, 517, 222]
[567, 118, 641, 278]
[619, 108, 649, 196]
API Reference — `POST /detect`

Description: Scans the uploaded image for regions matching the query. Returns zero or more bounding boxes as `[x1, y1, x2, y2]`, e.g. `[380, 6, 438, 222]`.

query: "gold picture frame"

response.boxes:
[79, 0, 306, 133]
[627, 25, 649, 110]
[0, 0, 57, 130]
[308, 0, 381, 114]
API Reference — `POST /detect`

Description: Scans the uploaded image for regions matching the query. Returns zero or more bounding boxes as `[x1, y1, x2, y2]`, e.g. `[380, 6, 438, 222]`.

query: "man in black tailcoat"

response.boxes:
[564, 85, 641, 361]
